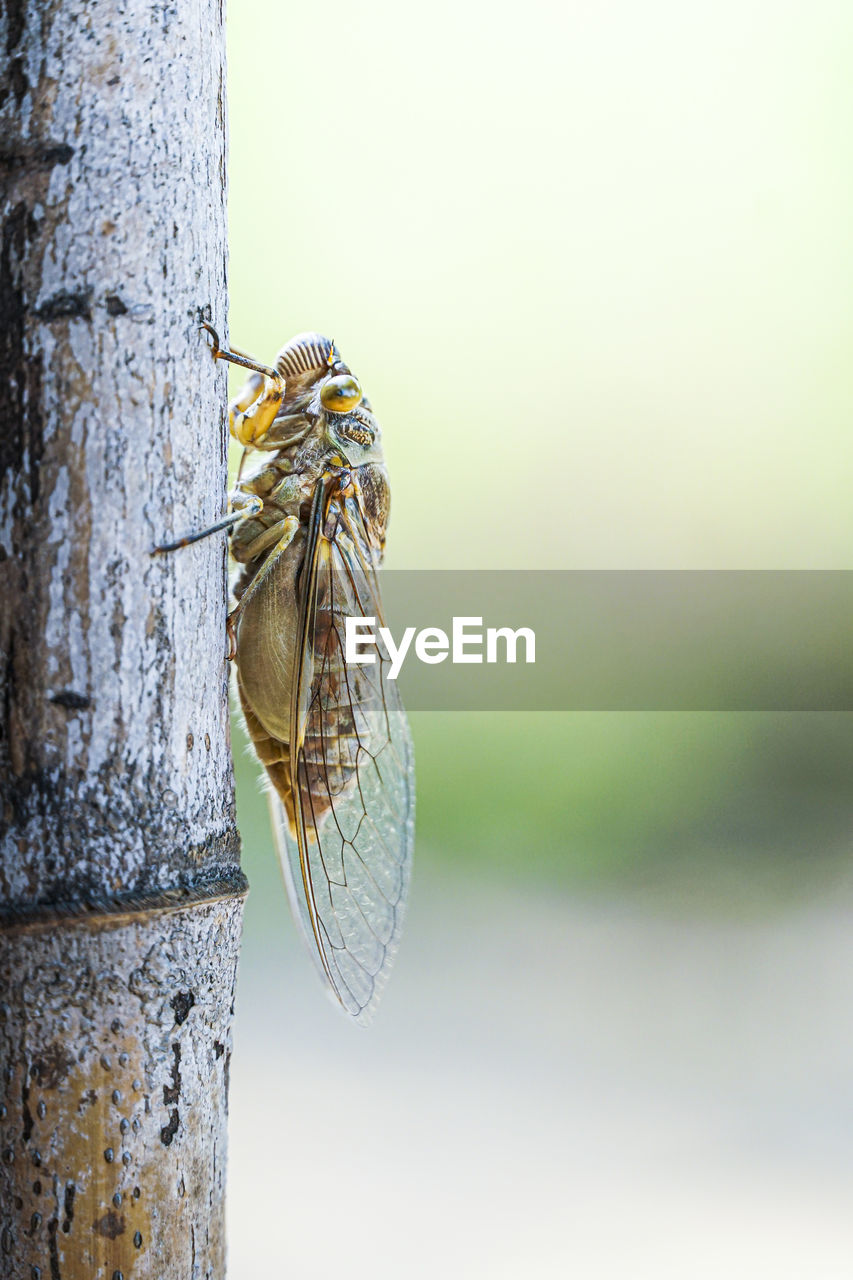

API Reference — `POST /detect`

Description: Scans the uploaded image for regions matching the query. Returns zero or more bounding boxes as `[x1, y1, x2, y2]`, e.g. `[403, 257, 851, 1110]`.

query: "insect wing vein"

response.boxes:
[284, 478, 415, 1023]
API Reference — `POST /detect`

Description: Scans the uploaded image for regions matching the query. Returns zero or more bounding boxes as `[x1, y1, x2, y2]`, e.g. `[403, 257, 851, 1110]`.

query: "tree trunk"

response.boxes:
[0, 1, 244, 1277]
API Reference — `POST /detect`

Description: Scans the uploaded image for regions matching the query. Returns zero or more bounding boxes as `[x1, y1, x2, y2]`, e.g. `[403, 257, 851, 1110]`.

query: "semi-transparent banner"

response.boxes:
[345, 571, 853, 710]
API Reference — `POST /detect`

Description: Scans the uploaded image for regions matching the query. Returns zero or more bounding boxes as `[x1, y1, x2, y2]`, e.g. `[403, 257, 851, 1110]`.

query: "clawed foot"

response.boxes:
[226, 612, 238, 661]
[200, 321, 221, 358]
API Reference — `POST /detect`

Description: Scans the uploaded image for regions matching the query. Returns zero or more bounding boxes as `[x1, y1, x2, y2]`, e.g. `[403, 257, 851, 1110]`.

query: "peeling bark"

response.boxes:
[0, 0, 242, 1276]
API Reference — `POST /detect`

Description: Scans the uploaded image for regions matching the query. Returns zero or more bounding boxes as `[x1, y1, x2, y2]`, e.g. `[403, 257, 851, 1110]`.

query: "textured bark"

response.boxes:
[0, 0, 243, 1277]
[0, 898, 242, 1279]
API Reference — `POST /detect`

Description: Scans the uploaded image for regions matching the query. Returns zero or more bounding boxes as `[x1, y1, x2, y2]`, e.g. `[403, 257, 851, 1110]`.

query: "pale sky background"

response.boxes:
[227, 0, 852, 571]
[224, 3, 853, 1275]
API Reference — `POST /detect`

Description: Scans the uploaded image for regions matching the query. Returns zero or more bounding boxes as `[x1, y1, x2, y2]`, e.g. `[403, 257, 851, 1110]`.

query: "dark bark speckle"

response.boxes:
[0, 142, 74, 174]
[47, 1217, 60, 1280]
[61, 1182, 74, 1233]
[92, 1210, 124, 1239]
[28, 1045, 74, 1092]
[4, 0, 27, 55]
[48, 691, 91, 711]
[20, 1080, 32, 1142]
[162, 1043, 181, 1106]
[169, 991, 194, 1026]
[35, 287, 92, 322]
[159, 1111, 179, 1148]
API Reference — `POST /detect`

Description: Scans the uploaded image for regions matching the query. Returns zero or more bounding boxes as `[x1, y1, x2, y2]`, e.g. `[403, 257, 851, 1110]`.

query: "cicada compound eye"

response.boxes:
[320, 374, 363, 414]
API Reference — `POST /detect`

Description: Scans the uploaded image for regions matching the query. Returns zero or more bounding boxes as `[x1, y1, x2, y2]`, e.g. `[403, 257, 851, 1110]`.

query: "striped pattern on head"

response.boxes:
[275, 332, 335, 379]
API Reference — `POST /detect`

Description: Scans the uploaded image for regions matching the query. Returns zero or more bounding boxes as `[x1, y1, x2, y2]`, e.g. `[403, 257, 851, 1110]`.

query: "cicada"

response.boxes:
[157, 326, 415, 1023]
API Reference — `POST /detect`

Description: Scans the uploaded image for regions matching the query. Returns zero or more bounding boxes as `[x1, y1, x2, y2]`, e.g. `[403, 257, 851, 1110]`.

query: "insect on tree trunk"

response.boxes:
[0, 1, 245, 1277]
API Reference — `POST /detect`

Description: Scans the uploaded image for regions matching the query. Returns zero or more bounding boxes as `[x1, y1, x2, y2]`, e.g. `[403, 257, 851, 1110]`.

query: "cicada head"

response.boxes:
[274, 332, 382, 466]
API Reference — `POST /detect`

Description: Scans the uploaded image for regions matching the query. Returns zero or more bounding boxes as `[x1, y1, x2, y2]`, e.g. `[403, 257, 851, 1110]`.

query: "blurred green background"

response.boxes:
[226, 0, 852, 901]
[223, 2, 853, 1275]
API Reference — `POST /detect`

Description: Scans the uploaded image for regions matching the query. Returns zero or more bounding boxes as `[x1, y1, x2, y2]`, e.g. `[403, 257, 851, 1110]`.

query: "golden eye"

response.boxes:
[320, 374, 362, 414]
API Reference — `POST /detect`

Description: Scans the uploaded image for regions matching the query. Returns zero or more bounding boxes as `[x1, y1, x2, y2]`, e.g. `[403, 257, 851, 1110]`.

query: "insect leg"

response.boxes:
[200, 322, 279, 380]
[150, 494, 263, 555]
[240, 415, 313, 452]
[201, 323, 286, 448]
[228, 372, 285, 448]
[226, 515, 301, 658]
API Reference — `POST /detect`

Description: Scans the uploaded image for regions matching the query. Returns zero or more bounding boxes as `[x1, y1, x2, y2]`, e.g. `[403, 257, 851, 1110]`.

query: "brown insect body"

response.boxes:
[225, 333, 414, 1023]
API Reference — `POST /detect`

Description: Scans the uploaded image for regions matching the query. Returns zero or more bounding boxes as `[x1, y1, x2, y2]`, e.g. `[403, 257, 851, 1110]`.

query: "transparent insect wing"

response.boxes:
[271, 484, 415, 1024]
